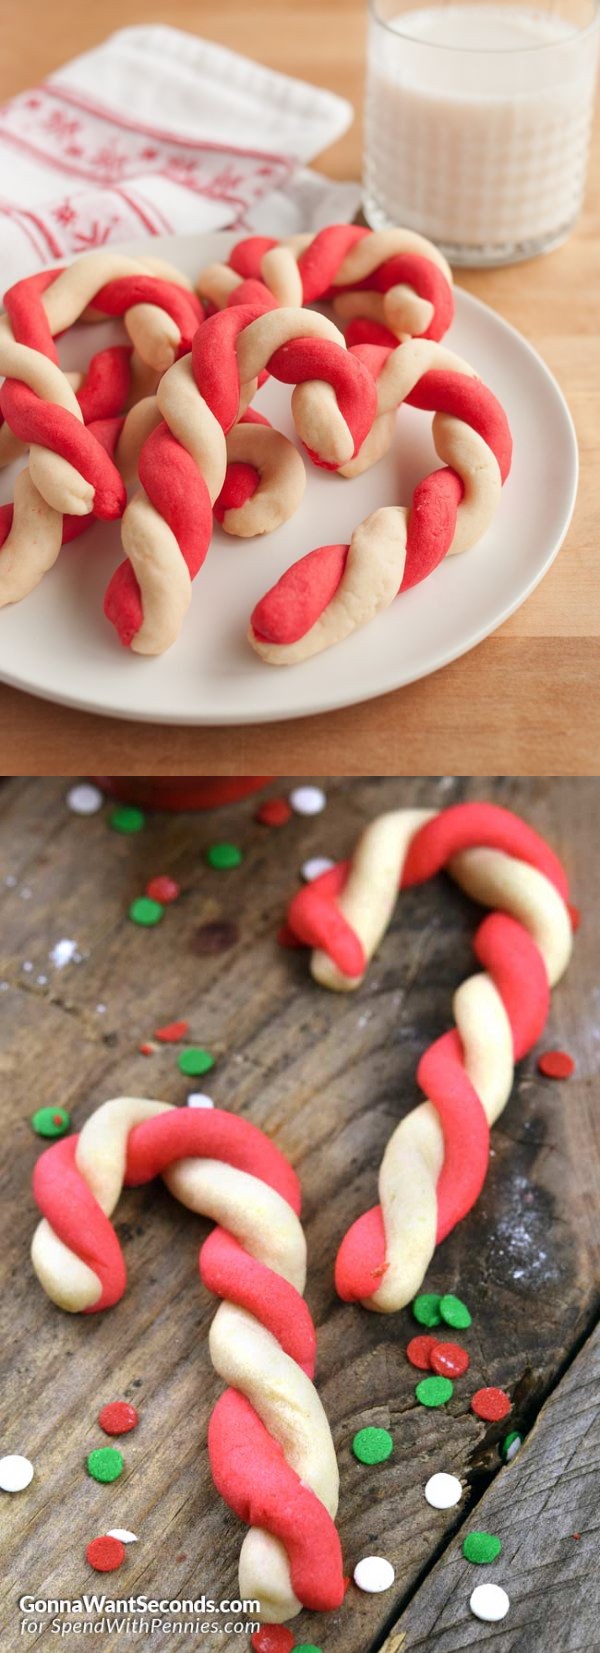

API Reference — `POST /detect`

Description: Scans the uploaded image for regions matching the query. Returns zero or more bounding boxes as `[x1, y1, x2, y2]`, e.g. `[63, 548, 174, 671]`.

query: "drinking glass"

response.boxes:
[363, 0, 600, 265]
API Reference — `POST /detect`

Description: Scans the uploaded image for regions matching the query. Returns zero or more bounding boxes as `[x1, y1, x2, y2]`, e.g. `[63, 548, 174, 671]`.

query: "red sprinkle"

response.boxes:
[86, 1535, 125, 1573]
[537, 1049, 575, 1080]
[139, 1041, 157, 1057]
[471, 1387, 512, 1422]
[430, 1341, 470, 1379]
[251, 1630, 294, 1653]
[98, 1401, 139, 1435]
[256, 798, 292, 828]
[154, 1019, 189, 1043]
[406, 1334, 440, 1371]
[568, 903, 581, 932]
[146, 875, 180, 903]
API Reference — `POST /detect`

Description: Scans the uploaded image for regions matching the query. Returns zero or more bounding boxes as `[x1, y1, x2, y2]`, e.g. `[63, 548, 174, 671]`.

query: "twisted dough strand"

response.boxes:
[285, 802, 574, 1312]
[197, 223, 454, 344]
[31, 1099, 344, 1623]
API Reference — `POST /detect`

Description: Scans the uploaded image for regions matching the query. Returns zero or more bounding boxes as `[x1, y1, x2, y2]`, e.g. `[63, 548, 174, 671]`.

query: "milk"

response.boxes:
[364, 4, 599, 261]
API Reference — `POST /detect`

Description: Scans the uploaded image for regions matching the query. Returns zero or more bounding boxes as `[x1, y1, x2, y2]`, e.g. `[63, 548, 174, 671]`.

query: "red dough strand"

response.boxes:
[32, 1135, 127, 1312]
[1, 380, 126, 519]
[209, 1389, 342, 1613]
[104, 421, 213, 645]
[200, 1229, 316, 1376]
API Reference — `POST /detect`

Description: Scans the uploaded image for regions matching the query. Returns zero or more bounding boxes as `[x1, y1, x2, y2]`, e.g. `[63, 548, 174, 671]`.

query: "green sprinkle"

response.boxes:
[415, 1375, 454, 1408]
[129, 897, 164, 927]
[109, 805, 145, 834]
[206, 842, 243, 870]
[87, 1448, 123, 1483]
[413, 1293, 442, 1327]
[178, 1047, 215, 1078]
[462, 1531, 502, 1565]
[31, 1106, 70, 1139]
[440, 1293, 472, 1329]
[352, 1426, 394, 1465]
[501, 1430, 523, 1462]
[293, 1646, 322, 1652]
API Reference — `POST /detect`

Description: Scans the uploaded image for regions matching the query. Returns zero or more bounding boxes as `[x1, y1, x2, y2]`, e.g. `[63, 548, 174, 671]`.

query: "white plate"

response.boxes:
[0, 230, 578, 725]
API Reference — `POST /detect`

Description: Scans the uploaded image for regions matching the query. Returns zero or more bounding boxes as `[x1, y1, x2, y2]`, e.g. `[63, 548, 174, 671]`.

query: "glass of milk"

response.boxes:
[364, 0, 599, 263]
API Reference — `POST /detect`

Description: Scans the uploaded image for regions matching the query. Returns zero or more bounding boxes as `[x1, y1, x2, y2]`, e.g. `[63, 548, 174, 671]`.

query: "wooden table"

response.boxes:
[0, 2, 598, 774]
[2, 776, 599, 1651]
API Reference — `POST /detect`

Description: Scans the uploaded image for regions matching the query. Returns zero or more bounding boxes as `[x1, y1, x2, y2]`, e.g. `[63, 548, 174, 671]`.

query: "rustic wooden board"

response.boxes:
[1, 776, 598, 1652]
[386, 1320, 600, 1653]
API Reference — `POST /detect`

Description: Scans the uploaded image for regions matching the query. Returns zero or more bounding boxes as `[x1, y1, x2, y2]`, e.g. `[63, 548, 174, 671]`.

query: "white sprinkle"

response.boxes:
[301, 856, 335, 882]
[289, 786, 326, 816]
[50, 938, 79, 970]
[0, 1454, 34, 1493]
[505, 1434, 522, 1462]
[425, 1472, 463, 1510]
[106, 1528, 138, 1544]
[470, 1584, 510, 1622]
[67, 783, 103, 816]
[353, 1555, 395, 1594]
[4, 875, 17, 888]
[22, 961, 33, 974]
[96, 1004, 107, 1015]
[20, 887, 32, 899]
[36, 975, 48, 987]
[187, 1093, 215, 1109]
[0, 982, 9, 992]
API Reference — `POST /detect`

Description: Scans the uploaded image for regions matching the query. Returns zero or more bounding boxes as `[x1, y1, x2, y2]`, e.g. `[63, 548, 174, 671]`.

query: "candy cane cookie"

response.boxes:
[284, 802, 574, 1312]
[0, 256, 203, 521]
[116, 393, 306, 541]
[197, 222, 454, 345]
[31, 1099, 344, 1623]
[214, 409, 306, 538]
[0, 344, 132, 609]
[249, 339, 512, 665]
[104, 303, 377, 653]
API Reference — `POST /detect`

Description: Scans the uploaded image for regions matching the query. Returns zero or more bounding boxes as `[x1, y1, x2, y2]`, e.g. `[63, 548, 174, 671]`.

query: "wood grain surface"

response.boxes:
[0, 0, 598, 774]
[1, 776, 598, 1651]
[389, 1323, 600, 1652]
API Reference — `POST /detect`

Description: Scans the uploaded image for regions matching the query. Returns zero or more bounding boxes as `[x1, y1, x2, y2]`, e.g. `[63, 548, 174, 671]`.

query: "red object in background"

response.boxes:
[93, 777, 271, 811]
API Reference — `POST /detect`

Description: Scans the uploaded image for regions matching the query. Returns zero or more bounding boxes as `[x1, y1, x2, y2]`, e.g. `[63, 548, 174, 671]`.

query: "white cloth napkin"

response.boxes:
[0, 25, 361, 286]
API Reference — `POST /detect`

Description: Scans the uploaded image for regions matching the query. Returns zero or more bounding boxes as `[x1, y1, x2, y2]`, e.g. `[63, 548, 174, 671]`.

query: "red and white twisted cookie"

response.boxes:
[0, 255, 203, 521]
[214, 408, 306, 538]
[197, 223, 454, 345]
[249, 338, 512, 664]
[31, 1099, 344, 1623]
[285, 802, 574, 1312]
[105, 303, 377, 654]
[0, 343, 133, 608]
[117, 397, 306, 542]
